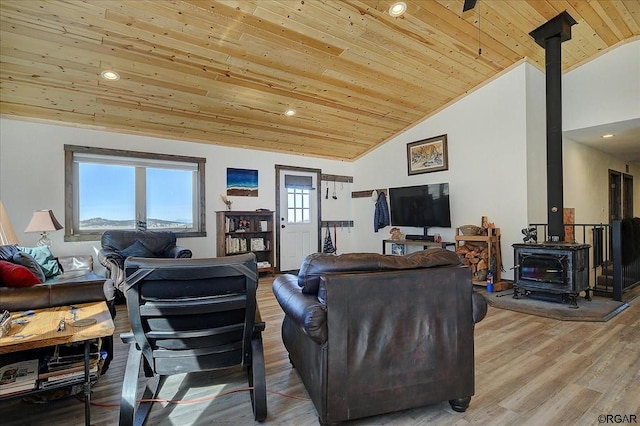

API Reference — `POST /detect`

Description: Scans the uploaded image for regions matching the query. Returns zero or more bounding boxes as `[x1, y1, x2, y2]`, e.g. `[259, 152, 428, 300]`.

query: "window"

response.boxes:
[64, 145, 206, 241]
[287, 187, 311, 223]
[284, 174, 312, 224]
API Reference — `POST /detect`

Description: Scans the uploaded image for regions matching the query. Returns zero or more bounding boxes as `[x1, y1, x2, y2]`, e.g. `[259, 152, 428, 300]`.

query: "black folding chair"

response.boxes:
[119, 253, 266, 425]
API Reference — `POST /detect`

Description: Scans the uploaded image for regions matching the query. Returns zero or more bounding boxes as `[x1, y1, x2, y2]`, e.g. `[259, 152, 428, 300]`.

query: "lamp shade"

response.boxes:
[24, 210, 64, 233]
[0, 201, 20, 245]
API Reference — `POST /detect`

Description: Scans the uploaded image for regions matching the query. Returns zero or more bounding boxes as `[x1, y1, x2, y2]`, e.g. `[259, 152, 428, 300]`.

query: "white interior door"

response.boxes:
[278, 169, 318, 271]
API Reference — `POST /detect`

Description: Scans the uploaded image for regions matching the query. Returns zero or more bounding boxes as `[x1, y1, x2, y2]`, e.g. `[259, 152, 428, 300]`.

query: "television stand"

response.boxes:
[382, 239, 454, 255]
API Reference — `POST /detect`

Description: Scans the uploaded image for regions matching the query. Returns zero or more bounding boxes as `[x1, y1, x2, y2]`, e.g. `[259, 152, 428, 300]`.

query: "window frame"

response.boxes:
[286, 187, 311, 224]
[64, 145, 206, 241]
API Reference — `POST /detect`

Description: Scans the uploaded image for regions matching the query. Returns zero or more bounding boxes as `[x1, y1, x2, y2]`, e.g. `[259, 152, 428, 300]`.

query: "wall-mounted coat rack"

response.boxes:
[351, 189, 388, 198]
[321, 220, 354, 228]
[321, 174, 353, 183]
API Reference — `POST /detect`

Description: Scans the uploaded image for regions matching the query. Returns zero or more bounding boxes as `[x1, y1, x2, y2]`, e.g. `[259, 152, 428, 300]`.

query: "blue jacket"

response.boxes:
[374, 192, 390, 232]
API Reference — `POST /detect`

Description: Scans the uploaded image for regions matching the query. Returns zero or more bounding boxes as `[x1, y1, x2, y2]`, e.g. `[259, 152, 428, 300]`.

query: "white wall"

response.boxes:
[525, 40, 640, 230]
[563, 138, 640, 224]
[525, 62, 548, 224]
[563, 40, 640, 131]
[353, 64, 532, 278]
[349, 39, 639, 279]
[562, 39, 640, 224]
[0, 119, 353, 274]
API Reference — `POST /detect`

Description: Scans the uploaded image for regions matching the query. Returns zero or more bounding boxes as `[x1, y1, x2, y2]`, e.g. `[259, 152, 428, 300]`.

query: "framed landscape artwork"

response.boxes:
[406, 134, 448, 175]
[227, 168, 258, 196]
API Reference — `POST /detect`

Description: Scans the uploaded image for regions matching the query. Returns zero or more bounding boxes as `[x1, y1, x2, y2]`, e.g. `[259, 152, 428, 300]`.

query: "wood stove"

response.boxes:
[512, 13, 589, 308]
[513, 243, 591, 307]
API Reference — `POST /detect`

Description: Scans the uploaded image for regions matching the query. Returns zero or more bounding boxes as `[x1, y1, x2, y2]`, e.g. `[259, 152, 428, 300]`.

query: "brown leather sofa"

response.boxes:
[0, 244, 115, 372]
[0, 245, 112, 312]
[272, 249, 488, 425]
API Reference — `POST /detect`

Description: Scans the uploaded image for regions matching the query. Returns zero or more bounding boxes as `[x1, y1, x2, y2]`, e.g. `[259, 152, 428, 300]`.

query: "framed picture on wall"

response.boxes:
[406, 134, 448, 175]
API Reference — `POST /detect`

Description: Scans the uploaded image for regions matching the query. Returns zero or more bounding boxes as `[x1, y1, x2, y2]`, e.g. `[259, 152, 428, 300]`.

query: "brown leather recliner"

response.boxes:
[272, 249, 487, 425]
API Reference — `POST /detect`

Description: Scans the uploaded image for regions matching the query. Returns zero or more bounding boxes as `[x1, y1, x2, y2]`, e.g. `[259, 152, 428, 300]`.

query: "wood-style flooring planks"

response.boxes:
[0, 276, 638, 425]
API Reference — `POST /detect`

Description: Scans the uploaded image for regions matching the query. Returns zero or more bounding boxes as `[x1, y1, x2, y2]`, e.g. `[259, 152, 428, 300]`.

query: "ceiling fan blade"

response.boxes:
[463, 0, 477, 12]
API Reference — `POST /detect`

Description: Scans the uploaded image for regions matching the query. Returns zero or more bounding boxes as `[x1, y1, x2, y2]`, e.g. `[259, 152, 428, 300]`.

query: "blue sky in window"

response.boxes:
[79, 164, 192, 222]
[147, 168, 193, 222]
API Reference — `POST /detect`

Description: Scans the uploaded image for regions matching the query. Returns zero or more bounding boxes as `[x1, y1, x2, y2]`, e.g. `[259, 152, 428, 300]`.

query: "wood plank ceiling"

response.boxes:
[1, 1, 638, 161]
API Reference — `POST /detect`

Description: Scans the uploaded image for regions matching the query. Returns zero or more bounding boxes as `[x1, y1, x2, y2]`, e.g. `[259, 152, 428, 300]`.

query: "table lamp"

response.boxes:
[0, 201, 20, 245]
[24, 209, 63, 246]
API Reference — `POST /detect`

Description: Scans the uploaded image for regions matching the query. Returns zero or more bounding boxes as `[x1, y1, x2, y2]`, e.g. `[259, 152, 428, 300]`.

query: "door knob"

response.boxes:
[281, 224, 286, 229]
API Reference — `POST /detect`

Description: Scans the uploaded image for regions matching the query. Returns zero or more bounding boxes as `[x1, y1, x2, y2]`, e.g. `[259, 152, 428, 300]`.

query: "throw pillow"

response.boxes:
[0, 260, 42, 287]
[17, 246, 62, 278]
[12, 252, 47, 283]
[0, 245, 18, 261]
[118, 240, 155, 258]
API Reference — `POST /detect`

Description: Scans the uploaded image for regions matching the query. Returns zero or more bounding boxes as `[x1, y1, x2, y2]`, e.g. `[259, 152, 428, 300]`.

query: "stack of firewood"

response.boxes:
[456, 241, 489, 280]
[456, 216, 495, 281]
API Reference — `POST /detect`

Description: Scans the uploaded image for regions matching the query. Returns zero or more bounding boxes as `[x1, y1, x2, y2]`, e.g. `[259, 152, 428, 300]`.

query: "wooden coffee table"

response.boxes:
[0, 302, 115, 425]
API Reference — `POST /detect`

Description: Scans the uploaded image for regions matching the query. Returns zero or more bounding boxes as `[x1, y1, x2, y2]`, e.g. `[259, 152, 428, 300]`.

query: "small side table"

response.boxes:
[0, 302, 115, 426]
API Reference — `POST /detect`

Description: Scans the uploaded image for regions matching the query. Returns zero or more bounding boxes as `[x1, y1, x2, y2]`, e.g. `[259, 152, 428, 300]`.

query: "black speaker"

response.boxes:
[406, 235, 434, 242]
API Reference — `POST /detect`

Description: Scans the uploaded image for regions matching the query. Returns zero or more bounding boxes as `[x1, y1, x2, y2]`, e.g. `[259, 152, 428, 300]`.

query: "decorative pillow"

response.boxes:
[118, 240, 155, 259]
[0, 245, 19, 262]
[17, 246, 61, 278]
[12, 252, 47, 283]
[0, 260, 42, 287]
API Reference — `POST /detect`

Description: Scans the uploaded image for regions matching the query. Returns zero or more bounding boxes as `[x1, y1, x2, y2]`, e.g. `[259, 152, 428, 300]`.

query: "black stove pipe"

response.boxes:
[530, 11, 577, 242]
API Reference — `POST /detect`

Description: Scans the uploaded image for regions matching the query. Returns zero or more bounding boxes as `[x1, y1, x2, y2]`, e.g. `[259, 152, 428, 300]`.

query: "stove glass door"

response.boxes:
[520, 254, 566, 284]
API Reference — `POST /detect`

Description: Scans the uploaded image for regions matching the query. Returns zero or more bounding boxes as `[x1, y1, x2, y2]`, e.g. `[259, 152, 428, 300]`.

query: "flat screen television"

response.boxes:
[388, 183, 451, 232]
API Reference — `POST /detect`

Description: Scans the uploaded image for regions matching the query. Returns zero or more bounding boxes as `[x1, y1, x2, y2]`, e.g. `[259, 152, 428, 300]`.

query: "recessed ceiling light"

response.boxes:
[389, 2, 407, 17]
[601, 134, 614, 138]
[284, 108, 296, 116]
[101, 70, 120, 81]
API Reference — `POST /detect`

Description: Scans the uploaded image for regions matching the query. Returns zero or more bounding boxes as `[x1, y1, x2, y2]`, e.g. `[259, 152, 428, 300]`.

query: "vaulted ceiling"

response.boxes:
[1, 1, 638, 161]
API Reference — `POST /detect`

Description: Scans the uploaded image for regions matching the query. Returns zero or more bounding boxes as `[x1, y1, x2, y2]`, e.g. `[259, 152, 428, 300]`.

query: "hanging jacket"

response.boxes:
[374, 192, 390, 232]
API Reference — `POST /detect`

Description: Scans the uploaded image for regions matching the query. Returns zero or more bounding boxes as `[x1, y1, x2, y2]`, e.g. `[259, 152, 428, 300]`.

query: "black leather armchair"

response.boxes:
[98, 230, 192, 297]
[273, 249, 487, 425]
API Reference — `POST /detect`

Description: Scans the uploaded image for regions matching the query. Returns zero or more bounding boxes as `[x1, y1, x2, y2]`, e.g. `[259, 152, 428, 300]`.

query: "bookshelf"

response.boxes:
[216, 210, 275, 275]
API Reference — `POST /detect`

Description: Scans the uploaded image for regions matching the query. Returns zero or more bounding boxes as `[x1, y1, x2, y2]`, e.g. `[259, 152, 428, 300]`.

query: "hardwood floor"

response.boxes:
[2, 277, 639, 426]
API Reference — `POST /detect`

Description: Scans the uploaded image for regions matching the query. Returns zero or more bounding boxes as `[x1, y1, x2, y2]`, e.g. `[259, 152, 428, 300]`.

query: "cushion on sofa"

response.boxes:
[18, 246, 61, 278]
[118, 240, 155, 258]
[102, 230, 178, 256]
[12, 251, 47, 282]
[0, 260, 42, 287]
[298, 248, 461, 295]
[0, 245, 19, 262]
